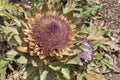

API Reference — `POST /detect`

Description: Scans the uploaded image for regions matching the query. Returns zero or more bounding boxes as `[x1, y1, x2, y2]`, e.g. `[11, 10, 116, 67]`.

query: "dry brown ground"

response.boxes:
[93, 0, 120, 80]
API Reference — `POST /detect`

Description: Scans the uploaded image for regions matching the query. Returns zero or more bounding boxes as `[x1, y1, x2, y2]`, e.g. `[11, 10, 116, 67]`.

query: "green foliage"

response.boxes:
[0, 49, 19, 80]
[0, 0, 18, 16]
[0, 0, 22, 48]
[61, 66, 70, 79]
[0, 22, 22, 46]
[0, 0, 119, 80]
[101, 59, 120, 73]
[78, 23, 120, 75]
[63, 0, 101, 18]
[0, 0, 16, 10]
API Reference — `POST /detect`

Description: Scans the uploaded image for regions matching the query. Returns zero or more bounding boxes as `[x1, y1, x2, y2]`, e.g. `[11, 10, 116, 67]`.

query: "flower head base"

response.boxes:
[18, 3, 78, 59]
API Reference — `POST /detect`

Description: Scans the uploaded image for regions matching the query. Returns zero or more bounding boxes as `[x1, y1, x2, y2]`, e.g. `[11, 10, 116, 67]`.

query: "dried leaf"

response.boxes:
[6, 49, 19, 59]
[23, 64, 36, 80]
[77, 73, 84, 80]
[67, 56, 83, 65]
[40, 70, 49, 80]
[84, 73, 106, 80]
[101, 59, 120, 73]
[103, 41, 120, 51]
[17, 56, 28, 64]
[14, 35, 23, 45]
[17, 45, 28, 53]
[61, 67, 70, 79]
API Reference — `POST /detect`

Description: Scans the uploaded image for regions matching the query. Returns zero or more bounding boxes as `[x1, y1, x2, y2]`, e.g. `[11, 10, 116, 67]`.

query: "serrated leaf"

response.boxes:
[48, 65, 61, 71]
[23, 64, 37, 80]
[57, 71, 66, 80]
[77, 73, 84, 80]
[0, 72, 6, 80]
[85, 70, 107, 80]
[8, 64, 14, 71]
[17, 56, 28, 64]
[48, 61, 62, 71]
[7, 33, 14, 41]
[61, 67, 70, 79]
[0, 60, 9, 69]
[0, 11, 7, 16]
[101, 59, 120, 73]
[14, 35, 22, 45]
[14, 19, 21, 27]
[87, 62, 96, 70]
[47, 71, 55, 80]
[9, 38, 19, 46]
[103, 41, 120, 51]
[84, 73, 105, 80]
[102, 64, 107, 73]
[63, 2, 76, 14]
[0, 0, 17, 11]
[41, 2, 49, 13]
[67, 56, 83, 65]
[79, 45, 90, 51]
[74, 5, 101, 18]
[31, 57, 43, 67]
[6, 49, 19, 59]
[17, 45, 28, 53]
[39, 70, 49, 80]
[0, 68, 6, 74]
[1, 26, 19, 34]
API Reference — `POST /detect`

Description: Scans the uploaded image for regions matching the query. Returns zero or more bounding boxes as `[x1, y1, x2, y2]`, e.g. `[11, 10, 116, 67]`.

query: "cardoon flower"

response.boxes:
[78, 51, 92, 63]
[78, 40, 93, 62]
[17, 2, 78, 59]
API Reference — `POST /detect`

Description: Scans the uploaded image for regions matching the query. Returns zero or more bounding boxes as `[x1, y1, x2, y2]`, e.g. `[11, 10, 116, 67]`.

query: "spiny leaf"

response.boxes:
[8, 64, 14, 71]
[39, 70, 49, 80]
[0, 25, 19, 41]
[0, 60, 9, 69]
[61, 66, 70, 79]
[23, 64, 37, 80]
[67, 56, 83, 65]
[0, 71, 6, 80]
[103, 41, 120, 51]
[17, 56, 28, 64]
[77, 73, 84, 80]
[84, 73, 106, 80]
[14, 35, 23, 45]
[47, 70, 55, 80]
[6, 49, 19, 59]
[101, 59, 120, 73]
[0, 26, 19, 34]
[74, 5, 101, 18]
[63, 2, 76, 14]
[0, 0, 17, 11]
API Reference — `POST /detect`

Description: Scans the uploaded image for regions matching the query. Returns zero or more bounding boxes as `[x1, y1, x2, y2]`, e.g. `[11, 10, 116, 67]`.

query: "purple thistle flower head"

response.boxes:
[78, 51, 92, 62]
[33, 15, 70, 51]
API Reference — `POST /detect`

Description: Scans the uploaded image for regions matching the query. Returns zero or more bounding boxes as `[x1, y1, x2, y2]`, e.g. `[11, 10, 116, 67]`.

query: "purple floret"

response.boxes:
[78, 51, 92, 62]
[82, 40, 92, 50]
[78, 40, 93, 62]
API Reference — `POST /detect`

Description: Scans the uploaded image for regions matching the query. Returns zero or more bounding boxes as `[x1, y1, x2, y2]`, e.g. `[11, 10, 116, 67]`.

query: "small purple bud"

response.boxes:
[78, 51, 92, 62]
[82, 40, 92, 50]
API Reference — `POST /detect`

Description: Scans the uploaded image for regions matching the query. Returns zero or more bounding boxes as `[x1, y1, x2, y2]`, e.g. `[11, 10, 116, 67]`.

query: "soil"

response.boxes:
[93, 0, 120, 80]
